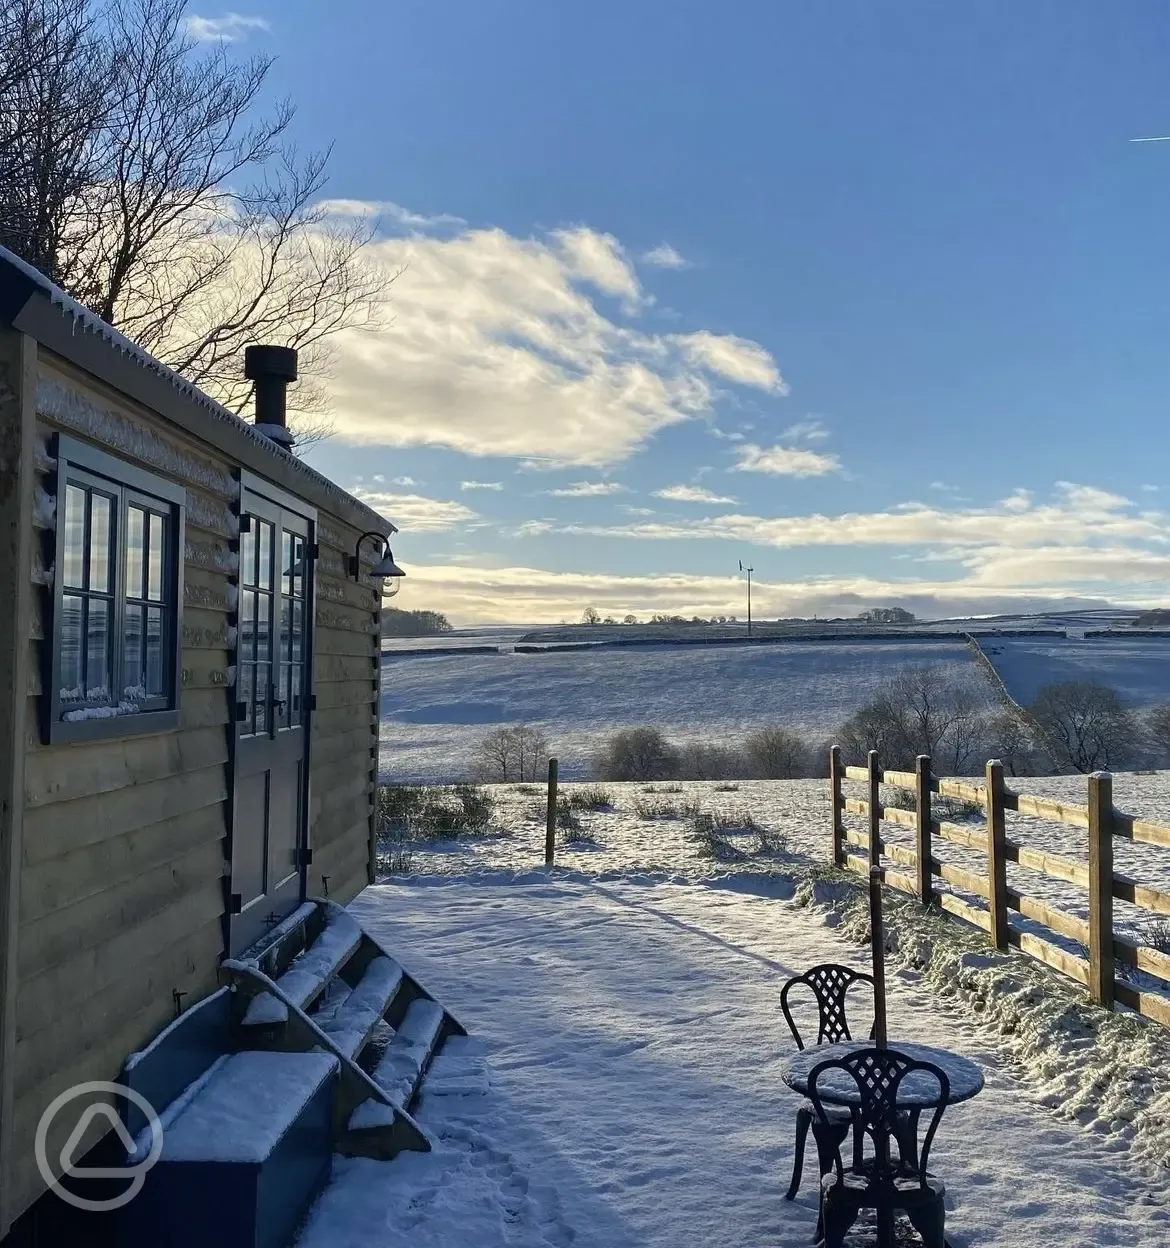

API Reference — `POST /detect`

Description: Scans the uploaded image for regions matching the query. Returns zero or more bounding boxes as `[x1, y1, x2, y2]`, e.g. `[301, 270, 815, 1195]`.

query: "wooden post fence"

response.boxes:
[915, 754, 933, 906]
[827, 746, 1170, 1029]
[985, 759, 1009, 951]
[544, 757, 558, 867]
[1087, 771, 1114, 1009]
[867, 750, 881, 869]
[830, 745, 845, 867]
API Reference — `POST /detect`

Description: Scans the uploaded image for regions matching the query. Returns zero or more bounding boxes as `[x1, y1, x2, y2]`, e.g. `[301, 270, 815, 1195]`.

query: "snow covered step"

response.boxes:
[242, 909, 364, 1026]
[124, 1051, 338, 1248]
[419, 1035, 491, 1098]
[370, 998, 446, 1107]
[316, 956, 404, 1059]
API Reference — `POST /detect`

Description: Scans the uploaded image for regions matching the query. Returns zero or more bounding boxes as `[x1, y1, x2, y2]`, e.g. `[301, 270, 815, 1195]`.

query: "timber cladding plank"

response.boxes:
[18, 839, 226, 981]
[14, 919, 224, 1093]
[16, 880, 223, 1040]
[20, 805, 226, 924]
[311, 777, 373, 833]
[24, 723, 228, 808]
[21, 763, 228, 864]
[181, 607, 233, 651]
[315, 680, 379, 712]
[181, 686, 231, 731]
[313, 701, 379, 738]
[181, 652, 231, 690]
[311, 724, 379, 770]
[312, 793, 374, 854]
[9, 920, 222, 1216]
[184, 565, 233, 615]
[314, 652, 378, 685]
[314, 628, 379, 658]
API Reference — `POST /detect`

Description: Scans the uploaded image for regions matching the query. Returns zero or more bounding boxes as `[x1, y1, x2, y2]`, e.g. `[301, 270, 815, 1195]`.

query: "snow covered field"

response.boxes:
[379, 640, 997, 783]
[295, 873, 1170, 1247]
[982, 634, 1170, 709]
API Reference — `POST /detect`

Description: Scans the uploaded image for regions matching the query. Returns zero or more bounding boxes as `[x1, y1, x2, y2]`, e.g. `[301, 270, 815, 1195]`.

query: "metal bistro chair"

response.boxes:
[808, 1047, 950, 1248]
[780, 963, 875, 1201]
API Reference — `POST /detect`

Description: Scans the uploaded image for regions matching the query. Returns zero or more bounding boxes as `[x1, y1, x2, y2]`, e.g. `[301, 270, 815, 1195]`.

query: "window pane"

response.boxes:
[280, 597, 292, 664]
[291, 599, 304, 664]
[257, 521, 272, 590]
[240, 590, 257, 663]
[124, 603, 144, 699]
[147, 512, 165, 601]
[86, 599, 110, 700]
[254, 664, 270, 734]
[59, 594, 83, 701]
[145, 607, 164, 696]
[287, 664, 302, 726]
[255, 593, 271, 662]
[282, 531, 294, 597]
[276, 662, 289, 730]
[292, 536, 305, 599]
[241, 521, 257, 588]
[89, 493, 112, 593]
[126, 507, 145, 600]
[238, 664, 254, 735]
[63, 486, 86, 589]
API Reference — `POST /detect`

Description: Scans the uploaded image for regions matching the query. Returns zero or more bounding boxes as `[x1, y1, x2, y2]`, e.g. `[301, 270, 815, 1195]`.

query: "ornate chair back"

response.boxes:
[780, 963, 876, 1050]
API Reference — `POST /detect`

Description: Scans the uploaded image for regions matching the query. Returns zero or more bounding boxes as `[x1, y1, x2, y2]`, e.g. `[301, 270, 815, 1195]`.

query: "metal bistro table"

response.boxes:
[780, 1040, 985, 1111]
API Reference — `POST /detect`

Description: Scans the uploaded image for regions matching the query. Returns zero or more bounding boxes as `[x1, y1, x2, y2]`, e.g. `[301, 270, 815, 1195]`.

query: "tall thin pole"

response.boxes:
[747, 566, 752, 636]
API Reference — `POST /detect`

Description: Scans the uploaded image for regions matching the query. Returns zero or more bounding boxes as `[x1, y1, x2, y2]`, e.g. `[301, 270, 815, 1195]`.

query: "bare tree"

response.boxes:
[744, 725, 808, 778]
[0, 0, 389, 446]
[1029, 681, 1136, 774]
[473, 725, 549, 783]
[592, 727, 678, 781]
[1145, 704, 1170, 767]
[582, 606, 600, 625]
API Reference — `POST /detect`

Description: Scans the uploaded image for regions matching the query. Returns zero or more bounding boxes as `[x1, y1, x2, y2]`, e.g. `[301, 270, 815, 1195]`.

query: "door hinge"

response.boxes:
[229, 893, 243, 914]
[311, 542, 319, 560]
[296, 847, 313, 868]
[235, 701, 249, 722]
[240, 515, 252, 533]
[308, 693, 316, 712]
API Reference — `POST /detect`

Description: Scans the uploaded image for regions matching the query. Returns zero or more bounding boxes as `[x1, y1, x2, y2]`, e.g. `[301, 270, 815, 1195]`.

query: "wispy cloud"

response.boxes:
[545, 481, 628, 498]
[732, 442, 841, 477]
[642, 243, 691, 270]
[679, 331, 787, 393]
[783, 419, 830, 442]
[182, 13, 270, 42]
[554, 226, 644, 311]
[390, 475, 417, 487]
[316, 199, 466, 230]
[460, 480, 503, 491]
[654, 484, 738, 504]
[350, 488, 480, 532]
[1130, 136, 1170, 143]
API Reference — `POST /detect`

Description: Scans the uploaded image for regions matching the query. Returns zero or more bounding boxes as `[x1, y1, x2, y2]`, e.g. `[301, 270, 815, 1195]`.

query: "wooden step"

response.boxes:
[316, 956, 404, 1060]
[369, 998, 445, 1107]
[241, 908, 363, 1026]
[123, 1051, 338, 1248]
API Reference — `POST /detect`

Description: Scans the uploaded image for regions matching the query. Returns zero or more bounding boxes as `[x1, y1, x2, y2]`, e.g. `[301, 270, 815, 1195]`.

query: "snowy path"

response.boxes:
[299, 875, 1169, 1247]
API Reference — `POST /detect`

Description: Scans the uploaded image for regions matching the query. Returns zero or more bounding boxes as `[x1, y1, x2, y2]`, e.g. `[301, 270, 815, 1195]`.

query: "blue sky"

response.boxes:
[190, 3, 1170, 624]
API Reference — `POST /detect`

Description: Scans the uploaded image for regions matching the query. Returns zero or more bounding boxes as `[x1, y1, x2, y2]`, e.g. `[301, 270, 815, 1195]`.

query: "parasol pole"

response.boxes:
[869, 865, 888, 1047]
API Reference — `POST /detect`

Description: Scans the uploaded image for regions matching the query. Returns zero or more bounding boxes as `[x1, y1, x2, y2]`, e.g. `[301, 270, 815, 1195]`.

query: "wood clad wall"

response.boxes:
[309, 515, 381, 905]
[5, 350, 383, 1222]
[8, 354, 235, 1218]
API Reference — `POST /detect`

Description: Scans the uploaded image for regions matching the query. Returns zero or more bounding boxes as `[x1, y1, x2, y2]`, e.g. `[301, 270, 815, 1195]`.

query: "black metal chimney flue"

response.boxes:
[245, 345, 298, 447]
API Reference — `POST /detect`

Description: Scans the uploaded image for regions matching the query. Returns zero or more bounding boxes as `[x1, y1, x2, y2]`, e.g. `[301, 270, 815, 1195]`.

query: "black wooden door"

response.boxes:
[229, 486, 315, 955]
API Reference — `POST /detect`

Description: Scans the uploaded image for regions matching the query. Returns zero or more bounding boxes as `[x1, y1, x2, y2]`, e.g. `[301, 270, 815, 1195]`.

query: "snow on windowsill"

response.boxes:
[62, 700, 143, 723]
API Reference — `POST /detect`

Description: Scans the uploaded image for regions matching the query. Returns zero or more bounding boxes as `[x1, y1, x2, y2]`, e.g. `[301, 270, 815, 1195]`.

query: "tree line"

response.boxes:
[466, 664, 1170, 782]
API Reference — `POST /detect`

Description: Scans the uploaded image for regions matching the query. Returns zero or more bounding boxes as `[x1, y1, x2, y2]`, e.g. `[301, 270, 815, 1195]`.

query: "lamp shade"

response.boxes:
[371, 547, 405, 578]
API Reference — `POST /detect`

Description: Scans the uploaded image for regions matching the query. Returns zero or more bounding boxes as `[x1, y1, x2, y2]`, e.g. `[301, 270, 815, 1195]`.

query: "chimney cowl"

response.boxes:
[245, 344, 298, 449]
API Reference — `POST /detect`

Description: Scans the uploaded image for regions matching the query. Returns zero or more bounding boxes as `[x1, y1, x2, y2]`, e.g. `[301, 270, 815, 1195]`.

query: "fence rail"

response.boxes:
[828, 746, 1170, 1028]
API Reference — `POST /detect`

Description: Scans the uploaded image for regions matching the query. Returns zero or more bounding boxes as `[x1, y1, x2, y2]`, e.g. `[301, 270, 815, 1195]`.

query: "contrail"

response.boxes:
[1130, 135, 1170, 143]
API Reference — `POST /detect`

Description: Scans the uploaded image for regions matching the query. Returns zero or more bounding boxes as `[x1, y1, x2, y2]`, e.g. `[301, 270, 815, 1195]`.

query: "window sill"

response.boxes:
[44, 707, 181, 745]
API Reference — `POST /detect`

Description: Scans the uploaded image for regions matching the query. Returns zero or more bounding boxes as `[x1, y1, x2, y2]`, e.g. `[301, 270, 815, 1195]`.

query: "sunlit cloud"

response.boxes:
[182, 13, 270, 42]
[732, 442, 841, 477]
[654, 484, 738, 504]
[642, 243, 691, 270]
[545, 481, 628, 498]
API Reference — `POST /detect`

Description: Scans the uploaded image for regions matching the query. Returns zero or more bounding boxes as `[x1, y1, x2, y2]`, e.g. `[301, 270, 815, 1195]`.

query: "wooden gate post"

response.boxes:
[915, 755, 933, 906]
[867, 750, 882, 869]
[830, 745, 845, 867]
[1087, 771, 1115, 1010]
[985, 760, 1009, 951]
[544, 757, 558, 866]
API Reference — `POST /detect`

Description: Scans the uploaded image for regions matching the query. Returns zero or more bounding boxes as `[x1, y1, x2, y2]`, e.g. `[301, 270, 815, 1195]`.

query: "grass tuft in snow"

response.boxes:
[633, 796, 702, 820]
[565, 785, 614, 811]
[640, 782, 683, 794]
[378, 783, 496, 840]
[713, 781, 740, 792]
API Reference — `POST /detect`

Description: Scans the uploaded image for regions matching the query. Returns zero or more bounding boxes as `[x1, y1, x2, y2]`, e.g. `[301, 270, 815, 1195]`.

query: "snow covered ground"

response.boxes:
[295, 872, 1170, 1247]
[982, 634, 1170, 709]
[379, 640, 997, 783]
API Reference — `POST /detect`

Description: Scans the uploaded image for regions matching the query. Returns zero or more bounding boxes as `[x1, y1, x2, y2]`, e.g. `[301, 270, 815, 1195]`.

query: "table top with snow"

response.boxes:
[781, 1040, 985, 1106]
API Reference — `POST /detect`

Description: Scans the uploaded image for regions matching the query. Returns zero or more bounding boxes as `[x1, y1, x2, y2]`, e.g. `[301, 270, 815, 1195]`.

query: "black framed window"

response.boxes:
[45, 435, 185, 743]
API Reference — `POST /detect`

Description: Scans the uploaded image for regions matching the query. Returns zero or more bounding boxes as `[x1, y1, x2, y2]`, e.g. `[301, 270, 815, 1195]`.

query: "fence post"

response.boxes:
[1087, 771, 1115, 1010]
[544, 757, 558, 867]
[867, 750, 882, 869]
[985, 759, 1009, 951]
[915, 754, 933, 906]
[830, 745, 845, 867]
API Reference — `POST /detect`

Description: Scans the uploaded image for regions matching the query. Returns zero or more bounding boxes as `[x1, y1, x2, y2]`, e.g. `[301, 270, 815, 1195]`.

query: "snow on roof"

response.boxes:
[0, 245, 396, 535]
